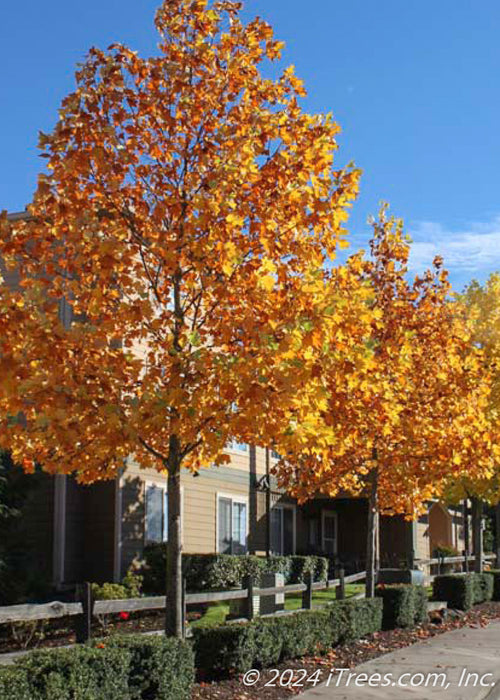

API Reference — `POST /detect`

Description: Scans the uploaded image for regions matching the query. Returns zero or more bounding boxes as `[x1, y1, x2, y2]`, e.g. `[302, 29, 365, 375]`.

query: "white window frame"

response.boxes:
[144, 480, 183, 545]
[216, 492, 249, 554]
[321, 509, 338, 554]
[270, 503, 296, 555]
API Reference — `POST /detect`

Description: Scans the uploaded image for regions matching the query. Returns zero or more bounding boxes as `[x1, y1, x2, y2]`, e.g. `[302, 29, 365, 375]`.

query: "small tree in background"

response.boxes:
[272, 209, 493, 596]
[442, 275, 500, 571]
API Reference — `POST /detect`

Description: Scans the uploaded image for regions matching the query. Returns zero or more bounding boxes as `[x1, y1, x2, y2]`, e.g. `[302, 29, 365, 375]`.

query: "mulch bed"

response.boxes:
[191, 602, 500, 700]
[0, 609, 167, 654]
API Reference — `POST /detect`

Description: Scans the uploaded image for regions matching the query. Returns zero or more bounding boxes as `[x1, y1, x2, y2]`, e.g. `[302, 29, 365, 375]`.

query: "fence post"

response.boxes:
[302, 571, 313, 610]
[75, 582, 93, 643]
[243, 575, 255, 621]
[336, 568, 345, 600]
[463, 549, 469, 573]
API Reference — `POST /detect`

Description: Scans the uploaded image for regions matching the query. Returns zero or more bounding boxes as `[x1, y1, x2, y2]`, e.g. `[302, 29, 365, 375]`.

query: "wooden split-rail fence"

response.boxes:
[0, 569, 367, 643]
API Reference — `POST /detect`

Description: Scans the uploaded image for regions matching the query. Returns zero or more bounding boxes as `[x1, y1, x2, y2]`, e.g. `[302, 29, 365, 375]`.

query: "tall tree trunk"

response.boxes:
[165, 438, 183, 638]
[265, 448, 271, 557]
[471, 497, 483, 573]
[463, 498, 470, 571]
[365, 460, 379, 598]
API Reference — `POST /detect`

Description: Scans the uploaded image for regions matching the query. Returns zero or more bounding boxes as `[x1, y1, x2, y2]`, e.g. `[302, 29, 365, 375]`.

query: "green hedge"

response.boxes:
[414, 586, 429, 624]
[489, 570, 500, 600]
[14, 645, 130, 700]
[193, 598, 382, 677]
[433, 573, 494, 611]
[0, 635, 194, 700]
[376, 584, 428, 629]
[473, 572, 494, 604]
[0, 667, 31, 700]
[141, 548, 328, 593]
[102, 634, 194, 700]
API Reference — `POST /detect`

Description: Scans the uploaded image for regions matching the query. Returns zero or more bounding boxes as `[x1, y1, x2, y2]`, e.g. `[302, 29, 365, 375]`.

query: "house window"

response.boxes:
[271, 504, 295, 555]
[227, 440, 248, 452]
[217, 495, 248, 554]
[270, 450, 281, 460]
[145, 484, 168, 543]
[322, 510, 337, 554]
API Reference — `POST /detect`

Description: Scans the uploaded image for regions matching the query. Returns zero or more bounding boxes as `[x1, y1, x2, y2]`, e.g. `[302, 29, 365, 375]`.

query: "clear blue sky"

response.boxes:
[1, 0, 500, 290]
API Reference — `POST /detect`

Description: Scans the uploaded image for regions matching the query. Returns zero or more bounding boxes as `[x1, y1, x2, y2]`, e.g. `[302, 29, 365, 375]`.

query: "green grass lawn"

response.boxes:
[189, 583, 364, 629]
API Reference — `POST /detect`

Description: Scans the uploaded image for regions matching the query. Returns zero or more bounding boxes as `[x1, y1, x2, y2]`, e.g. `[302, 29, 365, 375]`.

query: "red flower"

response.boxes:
[119, 611, 130, 621]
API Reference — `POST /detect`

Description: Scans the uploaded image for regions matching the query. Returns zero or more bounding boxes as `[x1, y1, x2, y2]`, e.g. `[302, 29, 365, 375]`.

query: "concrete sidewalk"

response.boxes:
[299, 621, 500, 699]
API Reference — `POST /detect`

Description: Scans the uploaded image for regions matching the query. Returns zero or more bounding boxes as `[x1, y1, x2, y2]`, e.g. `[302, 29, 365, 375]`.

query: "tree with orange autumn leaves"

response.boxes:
[441, 275, 500, 570]
[0, 0, 360, 635]
[272, 209, 496, 596]
[0, 0, 496, 629]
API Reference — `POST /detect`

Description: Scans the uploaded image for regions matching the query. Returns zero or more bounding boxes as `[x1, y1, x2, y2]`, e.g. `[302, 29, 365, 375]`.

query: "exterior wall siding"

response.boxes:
[120, 448, 272, 572]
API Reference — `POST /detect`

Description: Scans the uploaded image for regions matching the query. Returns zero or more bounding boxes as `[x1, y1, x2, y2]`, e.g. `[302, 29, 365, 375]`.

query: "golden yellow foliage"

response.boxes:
[272, 209, 494, 519]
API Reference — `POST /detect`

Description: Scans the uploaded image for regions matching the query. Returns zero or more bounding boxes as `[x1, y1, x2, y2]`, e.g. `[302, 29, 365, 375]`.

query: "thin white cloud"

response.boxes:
[408, 216, 500, 274]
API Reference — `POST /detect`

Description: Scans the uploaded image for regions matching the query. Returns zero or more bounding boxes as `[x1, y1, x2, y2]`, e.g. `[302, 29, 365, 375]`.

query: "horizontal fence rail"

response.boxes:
[185, 588, 249, 605]
[344, 571, 368, 584]
[416, 553, 496, 567]
[93, 596, 166, 615]
[0, 601, 82, 624]
[0, 568, 367, 642]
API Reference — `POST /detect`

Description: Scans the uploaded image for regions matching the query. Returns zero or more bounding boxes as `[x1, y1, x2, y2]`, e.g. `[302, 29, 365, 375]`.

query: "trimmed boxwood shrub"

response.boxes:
[193, 622, 256, 676]
[433, 574, 474, 610]
[331, 598, 383, 640]
[0, 667, 31, 700]
[192, 598, 383, 678]
[15, 645, 130, 700]
[433, 572, 494, 611]
[289, 556, 324, 585]
[1, 634, 195, 700]
[414, 586, 429, 625]
[490, 570, 500, 600]
[102, 634, 194, 700]
[473, 572, 494, 604]
[273, 608, 333, 660]
[141, 548, 327, 593]
[376, 584, 428, 629]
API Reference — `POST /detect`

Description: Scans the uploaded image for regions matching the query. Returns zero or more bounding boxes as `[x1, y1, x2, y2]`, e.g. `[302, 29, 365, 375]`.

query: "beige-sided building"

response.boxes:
[3, 442, 468, 590]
